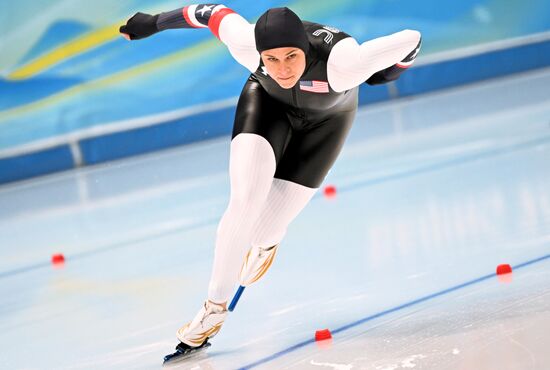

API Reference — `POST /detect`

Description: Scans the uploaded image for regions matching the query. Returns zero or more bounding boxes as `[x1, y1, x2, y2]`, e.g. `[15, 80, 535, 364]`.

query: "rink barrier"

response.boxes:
[0, 145, 74, 184]
[79, 104, 236, 164]
[396, 31, 550, 96]
[1, 33, 549, 185]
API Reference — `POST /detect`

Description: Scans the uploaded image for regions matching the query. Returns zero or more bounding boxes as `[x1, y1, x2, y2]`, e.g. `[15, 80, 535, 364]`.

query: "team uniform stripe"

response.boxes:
[212, 4, 227, 14]
[187, 4, 207, 28]
[182, 6, 199, 28]
[208, 7, 236, 40]
[396, 63, 410, 69]
[396, 59, 415, 68]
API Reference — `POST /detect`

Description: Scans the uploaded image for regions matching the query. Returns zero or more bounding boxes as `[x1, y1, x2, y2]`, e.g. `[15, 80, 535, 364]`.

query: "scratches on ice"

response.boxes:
[375, 354, 427, 370]
[401, 354, 427, 368]
[310, 359, 353, 370]
[63, 341, 171, 369]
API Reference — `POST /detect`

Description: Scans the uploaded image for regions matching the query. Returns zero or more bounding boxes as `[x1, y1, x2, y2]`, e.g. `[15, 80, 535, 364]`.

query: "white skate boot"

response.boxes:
[239, 244, 279, 286]
[176, 300, 228, 347]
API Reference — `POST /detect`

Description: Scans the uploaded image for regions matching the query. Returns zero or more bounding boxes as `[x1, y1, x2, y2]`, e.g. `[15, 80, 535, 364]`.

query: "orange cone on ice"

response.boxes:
[51, 253, 65, 266]
[315, 329, 332, 341]
[496, 264, 512, 275]
[323, 185, 337, 199]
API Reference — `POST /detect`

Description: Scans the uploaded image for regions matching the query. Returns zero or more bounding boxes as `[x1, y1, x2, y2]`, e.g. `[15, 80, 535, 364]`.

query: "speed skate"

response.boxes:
[162, 340, 211, 366]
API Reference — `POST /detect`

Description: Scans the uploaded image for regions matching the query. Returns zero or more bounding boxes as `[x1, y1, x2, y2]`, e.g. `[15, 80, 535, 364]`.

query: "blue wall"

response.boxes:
[1, 0, 549, 184]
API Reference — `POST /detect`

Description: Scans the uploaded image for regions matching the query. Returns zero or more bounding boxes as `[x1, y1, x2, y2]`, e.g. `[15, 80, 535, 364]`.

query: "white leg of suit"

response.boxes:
[235, 179, 317, 287]
[207, 133, 276, 303]
[207, 135, 318, 302]
[250, 178, 317, 248]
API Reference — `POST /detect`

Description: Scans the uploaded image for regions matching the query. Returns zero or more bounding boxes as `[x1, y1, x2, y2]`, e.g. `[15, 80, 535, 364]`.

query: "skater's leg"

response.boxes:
[207, 77, 292, 303]
[251, 107, 358, 244]
[177, 134, 277, 345]
[207, 133, 277, 302]
[176, 78, 291, 346]
[250, 178, 317, 248]
[239, 108, 357, 285]
[239, 179, 317, 285]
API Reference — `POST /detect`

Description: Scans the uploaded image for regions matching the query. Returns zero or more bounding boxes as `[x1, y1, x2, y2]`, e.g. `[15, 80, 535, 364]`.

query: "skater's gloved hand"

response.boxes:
[119, 12, 159, 40]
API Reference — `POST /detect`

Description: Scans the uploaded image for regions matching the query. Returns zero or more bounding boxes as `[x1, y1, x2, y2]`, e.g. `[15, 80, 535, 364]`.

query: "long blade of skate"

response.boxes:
[162, 340, 211, 366]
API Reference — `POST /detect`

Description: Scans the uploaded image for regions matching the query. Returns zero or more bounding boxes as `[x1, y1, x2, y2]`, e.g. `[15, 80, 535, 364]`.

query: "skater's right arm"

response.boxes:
[119, 4, 260, 72]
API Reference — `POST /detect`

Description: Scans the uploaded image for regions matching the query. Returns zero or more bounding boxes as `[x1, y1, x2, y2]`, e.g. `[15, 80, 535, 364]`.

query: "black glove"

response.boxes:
[119, 12, 160, 40]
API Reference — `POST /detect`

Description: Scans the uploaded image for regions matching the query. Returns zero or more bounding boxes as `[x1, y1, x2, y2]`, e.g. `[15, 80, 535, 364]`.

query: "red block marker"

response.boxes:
[315, 329, 332, 341]
[323, 185, 337, 198]
[496, 263, 512, 275]
[51, 253, 65, 266]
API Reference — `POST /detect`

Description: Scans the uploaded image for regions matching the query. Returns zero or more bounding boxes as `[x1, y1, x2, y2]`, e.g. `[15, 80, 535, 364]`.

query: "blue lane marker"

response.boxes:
[314, 135, 550, 199]
[237, 253, 550, 370]
[0, 217, 219, 280]
[0, 261, 51, 279]
[1, 136, 548, 280]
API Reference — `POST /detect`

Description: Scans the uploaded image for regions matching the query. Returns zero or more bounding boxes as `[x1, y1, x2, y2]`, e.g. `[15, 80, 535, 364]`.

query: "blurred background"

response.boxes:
[1, 0, 549, 184]
[1, 2, 550, 369]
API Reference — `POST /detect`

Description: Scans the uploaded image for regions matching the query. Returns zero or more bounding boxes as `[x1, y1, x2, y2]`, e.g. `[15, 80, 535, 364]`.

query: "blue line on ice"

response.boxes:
[237, 253, 550, 369]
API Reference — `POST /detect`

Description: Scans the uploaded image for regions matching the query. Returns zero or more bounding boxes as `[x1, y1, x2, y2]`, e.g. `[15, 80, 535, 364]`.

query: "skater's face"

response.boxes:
[261, 47, 306, 89]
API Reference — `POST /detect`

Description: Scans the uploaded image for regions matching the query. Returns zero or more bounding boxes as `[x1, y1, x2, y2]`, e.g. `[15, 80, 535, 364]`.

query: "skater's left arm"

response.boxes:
[120, 4, 259, 72]
[158, 4, 259, 72]
[365, 36, 422, 85]
[327, 30, 422, 92]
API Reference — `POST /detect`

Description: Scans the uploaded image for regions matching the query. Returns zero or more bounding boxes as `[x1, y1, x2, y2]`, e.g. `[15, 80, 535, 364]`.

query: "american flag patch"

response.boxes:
[299, 80, 329, 93]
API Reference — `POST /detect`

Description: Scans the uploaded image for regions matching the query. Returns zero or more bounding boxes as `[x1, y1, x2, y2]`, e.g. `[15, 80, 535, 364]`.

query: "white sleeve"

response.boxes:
[327, 30, 421, 93]
[217, 13, 260, 73]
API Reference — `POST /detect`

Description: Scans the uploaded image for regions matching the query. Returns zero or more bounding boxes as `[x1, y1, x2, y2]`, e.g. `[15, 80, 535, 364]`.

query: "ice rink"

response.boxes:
[1, 67, 549, 370]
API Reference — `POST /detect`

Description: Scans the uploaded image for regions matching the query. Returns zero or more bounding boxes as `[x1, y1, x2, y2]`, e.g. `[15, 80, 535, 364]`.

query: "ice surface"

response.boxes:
[1, 68, 549, 370]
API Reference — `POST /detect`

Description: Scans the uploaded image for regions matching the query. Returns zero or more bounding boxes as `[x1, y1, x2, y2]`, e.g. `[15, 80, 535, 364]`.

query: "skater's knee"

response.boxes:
[229, 136, 276, 199]
[229, 184, 270, 210]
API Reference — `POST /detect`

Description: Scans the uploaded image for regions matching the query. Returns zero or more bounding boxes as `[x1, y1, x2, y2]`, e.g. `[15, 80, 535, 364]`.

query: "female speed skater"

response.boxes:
[120, 3, 421, 363]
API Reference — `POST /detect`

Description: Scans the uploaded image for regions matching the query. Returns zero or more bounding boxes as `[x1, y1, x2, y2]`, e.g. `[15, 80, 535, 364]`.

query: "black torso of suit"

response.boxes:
[233, 21, 358, 188]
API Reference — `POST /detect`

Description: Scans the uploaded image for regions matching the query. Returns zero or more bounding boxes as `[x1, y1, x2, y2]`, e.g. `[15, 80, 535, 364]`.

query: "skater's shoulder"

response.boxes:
[302, 20, 351, 60]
